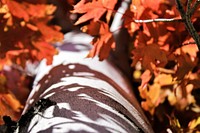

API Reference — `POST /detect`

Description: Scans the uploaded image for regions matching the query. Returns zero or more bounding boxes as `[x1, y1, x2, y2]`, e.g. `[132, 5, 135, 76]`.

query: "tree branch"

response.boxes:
[175, 0, 200, 50]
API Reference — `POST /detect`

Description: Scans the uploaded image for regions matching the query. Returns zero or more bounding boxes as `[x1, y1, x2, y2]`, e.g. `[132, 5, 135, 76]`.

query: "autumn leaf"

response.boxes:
[0, 66, 32, 124]
[168, 114, 182, 130]
[84, 21, 115, 61]
[188, 117, 200, 130]
[132, 43, 168, 71]
[175, 53, 196, 80]
[140, 69, 152, 89]
[36, 21, 63, 43]
[0, 74, 7, 93]
[0, 1, 63, 68]
[139, 83, 163, 115]
[175, 43, 198, 59]
[0, 92, 23, 124]
[72, 0, 117, 25]
[6, 0, 29, 21]
[5, 49, 29, 68]
[32, 41, 58, 65]
[154, 74, 174, 86]
[25, 3, 56, 18]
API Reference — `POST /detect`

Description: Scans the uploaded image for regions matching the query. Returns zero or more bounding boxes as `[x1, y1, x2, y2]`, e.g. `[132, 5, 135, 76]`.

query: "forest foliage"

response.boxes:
[0, 0, 200, 132]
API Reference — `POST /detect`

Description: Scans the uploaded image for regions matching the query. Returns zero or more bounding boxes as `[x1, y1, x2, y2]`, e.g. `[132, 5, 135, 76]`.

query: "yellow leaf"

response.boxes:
[188, 117, 200, 130]
[154, 74, 174, 86]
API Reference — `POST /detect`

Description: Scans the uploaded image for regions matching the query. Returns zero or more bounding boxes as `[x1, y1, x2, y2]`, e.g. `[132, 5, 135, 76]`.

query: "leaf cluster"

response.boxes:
[72, 0, 200, 132]
[0, 0, 64, 124]
[0, 0, 63, 69]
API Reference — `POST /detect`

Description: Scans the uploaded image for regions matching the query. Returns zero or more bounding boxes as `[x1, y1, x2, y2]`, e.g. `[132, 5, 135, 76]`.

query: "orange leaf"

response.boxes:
[25, 3, 56, 18]
[140, 69, 152, 89]
[72, 0, 117, 25]
[86, 21, 115, 61]
[32, 41, 57, 65]
[6, 0, 29, 21]
[0, 1, 63, 68]
[139, 83, 161, 115]
[142, 0, 161, 11]
[5, 49, 29, 67]
[175, 44, 198, 58]
[36, 22, 63, 43]
[0, 92, 23, 124]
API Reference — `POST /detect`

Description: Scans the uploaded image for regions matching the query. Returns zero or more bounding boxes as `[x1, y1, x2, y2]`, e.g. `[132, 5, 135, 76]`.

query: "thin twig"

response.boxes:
[107, 5, 183, 32]
[110, 18, 183, 34]
[134, 18, 183, 23]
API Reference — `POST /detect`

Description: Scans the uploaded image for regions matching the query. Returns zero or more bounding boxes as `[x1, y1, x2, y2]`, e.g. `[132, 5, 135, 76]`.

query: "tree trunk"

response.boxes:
[10, 31, 154, 133]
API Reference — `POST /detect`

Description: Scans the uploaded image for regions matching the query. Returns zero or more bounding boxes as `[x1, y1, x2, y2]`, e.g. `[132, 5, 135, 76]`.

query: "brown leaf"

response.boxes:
[132, 43, 168, 71]
[175, 53, 196, 80]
